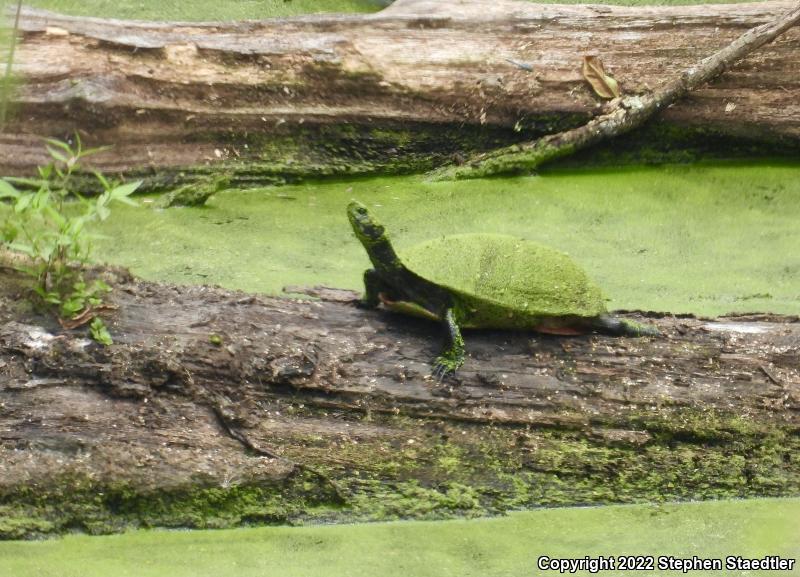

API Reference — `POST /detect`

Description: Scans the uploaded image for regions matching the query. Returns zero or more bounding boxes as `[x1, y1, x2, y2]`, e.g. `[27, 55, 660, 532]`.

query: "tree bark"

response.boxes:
[1, 270, 798, 536]
[1, 1, 799, 183]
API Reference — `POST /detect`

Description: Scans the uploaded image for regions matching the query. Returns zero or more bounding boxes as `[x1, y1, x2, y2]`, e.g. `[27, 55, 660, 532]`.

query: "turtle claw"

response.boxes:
[431, 361, 452, 383]
[431, 354, 463, 382]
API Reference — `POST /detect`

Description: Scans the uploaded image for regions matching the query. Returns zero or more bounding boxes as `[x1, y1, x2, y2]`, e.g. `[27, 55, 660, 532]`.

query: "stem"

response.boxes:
[0, 0, 23, 130]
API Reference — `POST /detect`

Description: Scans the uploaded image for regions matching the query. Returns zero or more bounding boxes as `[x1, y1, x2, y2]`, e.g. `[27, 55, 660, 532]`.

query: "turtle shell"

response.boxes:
[399, 233, 607, 330]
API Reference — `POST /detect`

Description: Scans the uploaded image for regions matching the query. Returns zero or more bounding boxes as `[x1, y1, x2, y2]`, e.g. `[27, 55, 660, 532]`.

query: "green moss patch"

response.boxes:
[2, 405, 796, 539]
[0, 474, 339, 539]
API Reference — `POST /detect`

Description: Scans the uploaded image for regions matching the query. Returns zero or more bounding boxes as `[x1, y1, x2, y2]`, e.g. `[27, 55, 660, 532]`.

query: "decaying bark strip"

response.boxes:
[1, 270, 798, 536]
[430, 2, 800, 180]
[1, 1, 799, 181]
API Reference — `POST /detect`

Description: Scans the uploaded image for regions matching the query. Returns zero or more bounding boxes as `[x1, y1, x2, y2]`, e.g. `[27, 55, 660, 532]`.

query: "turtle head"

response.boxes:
[348, 201, 387, 245]
[348, 201, 404, 273]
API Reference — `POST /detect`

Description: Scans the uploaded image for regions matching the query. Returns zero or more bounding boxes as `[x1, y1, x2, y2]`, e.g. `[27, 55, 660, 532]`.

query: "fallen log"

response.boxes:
[2, 0, 800, 186]
[429, 2, 800, 179]
[0, 270, 798, 537]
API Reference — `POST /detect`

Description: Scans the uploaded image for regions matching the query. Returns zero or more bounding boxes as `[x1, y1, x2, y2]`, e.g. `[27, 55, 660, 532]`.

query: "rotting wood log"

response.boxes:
[0, 270, 798, 537]
[1, 0, 800, 187]
[429, 2, 800, 180]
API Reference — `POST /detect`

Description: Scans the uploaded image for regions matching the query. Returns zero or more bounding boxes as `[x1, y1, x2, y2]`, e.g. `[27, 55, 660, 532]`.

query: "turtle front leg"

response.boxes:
[432, 308, 465, 381]
[358, 269, 389, 309]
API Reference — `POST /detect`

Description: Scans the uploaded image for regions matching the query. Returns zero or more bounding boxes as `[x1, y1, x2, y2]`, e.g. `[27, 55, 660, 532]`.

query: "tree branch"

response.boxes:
[429, 2, 800, 180]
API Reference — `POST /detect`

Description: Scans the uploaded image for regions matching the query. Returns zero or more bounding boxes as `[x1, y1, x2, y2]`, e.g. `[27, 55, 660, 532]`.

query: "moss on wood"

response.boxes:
[2, 406, 796, 540]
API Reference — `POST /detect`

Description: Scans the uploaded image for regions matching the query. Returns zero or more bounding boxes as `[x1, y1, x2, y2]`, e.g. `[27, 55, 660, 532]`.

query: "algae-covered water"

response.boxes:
[16, 0, 768, 22]
[1, 498, 798, 577]
[90, 163, 800, 317]
[17, 0, 770, 21]
[17, 0, 388, 20]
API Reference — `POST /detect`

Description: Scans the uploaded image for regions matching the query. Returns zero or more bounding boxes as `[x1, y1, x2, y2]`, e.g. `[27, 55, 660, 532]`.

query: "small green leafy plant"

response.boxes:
[89, 316, 113, 346]
[0, 136, 140, 344]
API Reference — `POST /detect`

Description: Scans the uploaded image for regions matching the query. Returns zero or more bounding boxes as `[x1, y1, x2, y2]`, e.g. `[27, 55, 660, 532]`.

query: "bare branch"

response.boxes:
[429, 3, 800, 181]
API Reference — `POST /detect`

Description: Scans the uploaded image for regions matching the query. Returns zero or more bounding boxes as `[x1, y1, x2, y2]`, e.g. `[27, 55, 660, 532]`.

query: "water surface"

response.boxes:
[91, 163, 800, 317]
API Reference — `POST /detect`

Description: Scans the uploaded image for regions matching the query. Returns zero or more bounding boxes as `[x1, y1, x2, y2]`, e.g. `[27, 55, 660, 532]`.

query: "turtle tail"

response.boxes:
[593, 314, 660, 337]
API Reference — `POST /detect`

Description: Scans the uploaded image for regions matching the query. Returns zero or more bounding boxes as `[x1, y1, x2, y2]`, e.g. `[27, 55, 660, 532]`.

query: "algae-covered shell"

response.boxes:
[399, 234, 607, 329]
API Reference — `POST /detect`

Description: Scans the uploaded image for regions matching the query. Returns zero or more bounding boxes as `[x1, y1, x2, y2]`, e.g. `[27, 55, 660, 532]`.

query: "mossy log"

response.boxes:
[2, 0, 800, 185]
[0, 271, 798, 537]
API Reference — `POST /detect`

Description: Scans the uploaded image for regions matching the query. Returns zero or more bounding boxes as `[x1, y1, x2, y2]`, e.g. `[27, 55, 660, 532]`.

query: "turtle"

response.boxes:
[347, 201, 659, 378]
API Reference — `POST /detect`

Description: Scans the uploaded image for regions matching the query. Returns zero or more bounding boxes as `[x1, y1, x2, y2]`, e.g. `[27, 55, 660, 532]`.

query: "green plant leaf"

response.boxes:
[110, 181, 142, 200]
[42, 205, 67, 227]
[7, 242, 34, 256]
[46, 146, 70, 165]
[90, 317, 113, 346]
[6, 176, 46, 188]
[38, 243, 54, 260]
[38, 164, 53, 180]
[81, 145, 112, 158]
[14, 193, 32, 213]
[18, 264, 41, 278]
[91, 279, 111, 293]
[67, 216, 86, 235]
[0, 179, 20, 199]
[114, 195, 139, 207]
[61, 298, 85, 317]
[1, 221, 19, 243]
[39, 290, 62, 305]
[32, 189, 51, 211]
[96, 204, 111, 221]
[93, 170, 111, 192]
[44, 138, 75, 155]
[37, 229, 60, 241]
